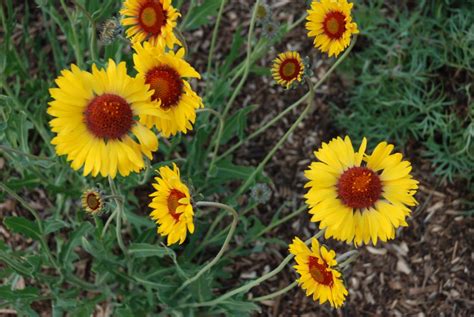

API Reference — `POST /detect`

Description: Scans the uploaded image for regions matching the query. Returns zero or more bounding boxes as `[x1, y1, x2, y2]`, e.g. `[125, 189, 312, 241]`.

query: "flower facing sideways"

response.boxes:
[305, 136, 418, 246]
[289, 237, 347, 308]
[149, 163, 194, 245]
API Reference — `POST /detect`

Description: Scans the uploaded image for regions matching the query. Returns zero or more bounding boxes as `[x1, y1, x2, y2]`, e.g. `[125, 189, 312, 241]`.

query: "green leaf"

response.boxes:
[59, 222, 94, 267]
[0, 286, 40, 300]
[4, 216, 42, 241]
[0, 251, 35, 276]
[183, 0, 222, 31]
[128, 243, 171, 258]
[219, 299, 261, 316]
[220, 105, 257, 144]
[44, 218, 70, 235]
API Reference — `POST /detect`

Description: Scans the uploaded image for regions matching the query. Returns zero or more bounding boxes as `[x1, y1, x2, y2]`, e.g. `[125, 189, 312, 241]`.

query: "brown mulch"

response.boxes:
[1, 1, 473, 316]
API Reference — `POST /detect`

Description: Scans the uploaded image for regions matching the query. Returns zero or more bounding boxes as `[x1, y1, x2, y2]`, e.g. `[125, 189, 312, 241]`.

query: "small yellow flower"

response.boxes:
[271, 51, 305, 89]
[149, 163, 194, 245]
[306, 0, 359, 57]
[120, 0, 181, 48]
[48, 60, 161, 178]
[133, 42, 203, 137]
[81, 189, 104, 214]
[289, 237, 348, 308]
[305, 136, 419, 246]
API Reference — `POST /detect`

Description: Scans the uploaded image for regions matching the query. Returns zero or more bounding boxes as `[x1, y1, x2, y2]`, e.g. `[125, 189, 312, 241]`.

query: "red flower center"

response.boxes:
[337, 166, 382, 209]
[308, 256, 334, 286]
[138, 1, 166, 35]
[145, 66, 183, 110]
[84, 94, 133, 139]
[86, 193, 101, 211]
[167, 189, 186, 221]
[279, 58, 301, 81]
[323, 11, 346, 39]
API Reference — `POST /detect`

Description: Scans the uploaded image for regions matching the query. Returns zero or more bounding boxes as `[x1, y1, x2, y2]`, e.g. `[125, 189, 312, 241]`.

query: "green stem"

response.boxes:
[179, 231, 324, 308]
[0, 145, 53, 161]
[60, 0, 83, 67]
[175, 29, 189, 58]
[251, 280, 298, 302]
[218, 36, 358, 163]
[206, 0, 227, 77]
[101, 208, 118, 239]
[234, 80, 315, 197]
[255, 205, 306, 238]
[200, 109, 224, 178]
[206, 0, 260, 170]
[71, 0, 98, 63]
[108, 177, 127, 254]
[173, 201, 239, 296]
[337, 250, 359, 269]
[179, 0, 196, 31]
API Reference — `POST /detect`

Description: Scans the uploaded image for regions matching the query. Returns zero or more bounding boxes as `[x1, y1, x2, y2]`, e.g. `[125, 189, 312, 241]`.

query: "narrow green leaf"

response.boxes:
[4, 216, 42, 241]
[128, 243, 171, 258]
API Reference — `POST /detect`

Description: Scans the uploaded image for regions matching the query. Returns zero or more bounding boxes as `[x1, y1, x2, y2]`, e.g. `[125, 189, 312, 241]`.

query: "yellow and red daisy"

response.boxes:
[289, 237, 348, 308]
[133, 42, 203, 137]
[149, 163, 194, 245]
[305, 136, 418, 246]
[306, 0, 359, 57]
[271, 51, 305, 89]
[121, 0, 181, 48]
[81, 189, 104, 214]
[48, 60, 161, 178]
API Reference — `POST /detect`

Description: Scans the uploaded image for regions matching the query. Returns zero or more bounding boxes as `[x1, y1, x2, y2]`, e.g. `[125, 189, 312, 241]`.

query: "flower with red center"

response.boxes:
[289, 237, 347, 308]
[133, 42, 203, 137]
[121, 0, 181, 48]
[306, 0, 359, 57]
[149, 163, 194, 245]
[81, 189, 104, 214]
[271, 51, 305, 89]
[304, 136, 419, 246]
[48, 60, 162, 178]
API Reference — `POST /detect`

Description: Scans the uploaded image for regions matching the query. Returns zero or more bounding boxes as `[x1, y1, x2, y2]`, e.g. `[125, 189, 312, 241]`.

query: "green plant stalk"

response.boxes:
[179, 0, 196, 31]
[255, 205, 306, 238]
[101, 208, 118, 239]
[0, 182, 59, 271]
[180, 231, 324, 308]
[251, 280, 298, 302]
[108, 177, 127, 254]
[0, 145, 53, 161]
[234, 81, 315, 197]
[71, 0, 98, 63]
[175, 29, 189, 58]
[206, 0, 227, 77]
[218, 36, 358, 163]
[173, 201, 238, 296]
[59, 0, 83, 67]
[337, 250, 359, 269]
[206, 0, 260, 165]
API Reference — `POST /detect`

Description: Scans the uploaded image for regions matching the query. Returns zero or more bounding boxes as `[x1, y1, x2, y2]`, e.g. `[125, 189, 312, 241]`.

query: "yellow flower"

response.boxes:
[289, 237, 348, 308]
[149, 163, 194, 245]
[306, 0, 359, 57]
[305, 136, 419, 246]
[81, 189, 104, 214]
[120, 0, 181, 48]
[271, 51, 305, 89]
[133, 42, 203, 137]
[48, 59, 161, 178]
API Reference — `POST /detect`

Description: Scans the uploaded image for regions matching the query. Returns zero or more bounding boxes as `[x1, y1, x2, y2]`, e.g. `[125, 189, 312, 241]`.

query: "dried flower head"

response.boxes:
[81, 189, 104, 214]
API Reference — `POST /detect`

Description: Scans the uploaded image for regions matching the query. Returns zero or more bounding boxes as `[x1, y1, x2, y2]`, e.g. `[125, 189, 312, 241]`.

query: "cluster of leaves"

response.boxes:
[334, 0, 474, 184]
[0, 0, 298, 315]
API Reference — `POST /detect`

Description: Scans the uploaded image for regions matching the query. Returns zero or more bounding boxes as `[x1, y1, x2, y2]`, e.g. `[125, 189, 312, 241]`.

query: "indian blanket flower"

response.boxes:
[306, 0, 359, 57]
[121, 0, 181, 48]
[81, 189, 104, 214]
[305, 136, 419, 246]
[149, 163, 194, 245]
[48, 60, 160, 178]
[271, 51, 305, 89]
[289, 237, 348, 308]
[133, 42, 203, 137]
